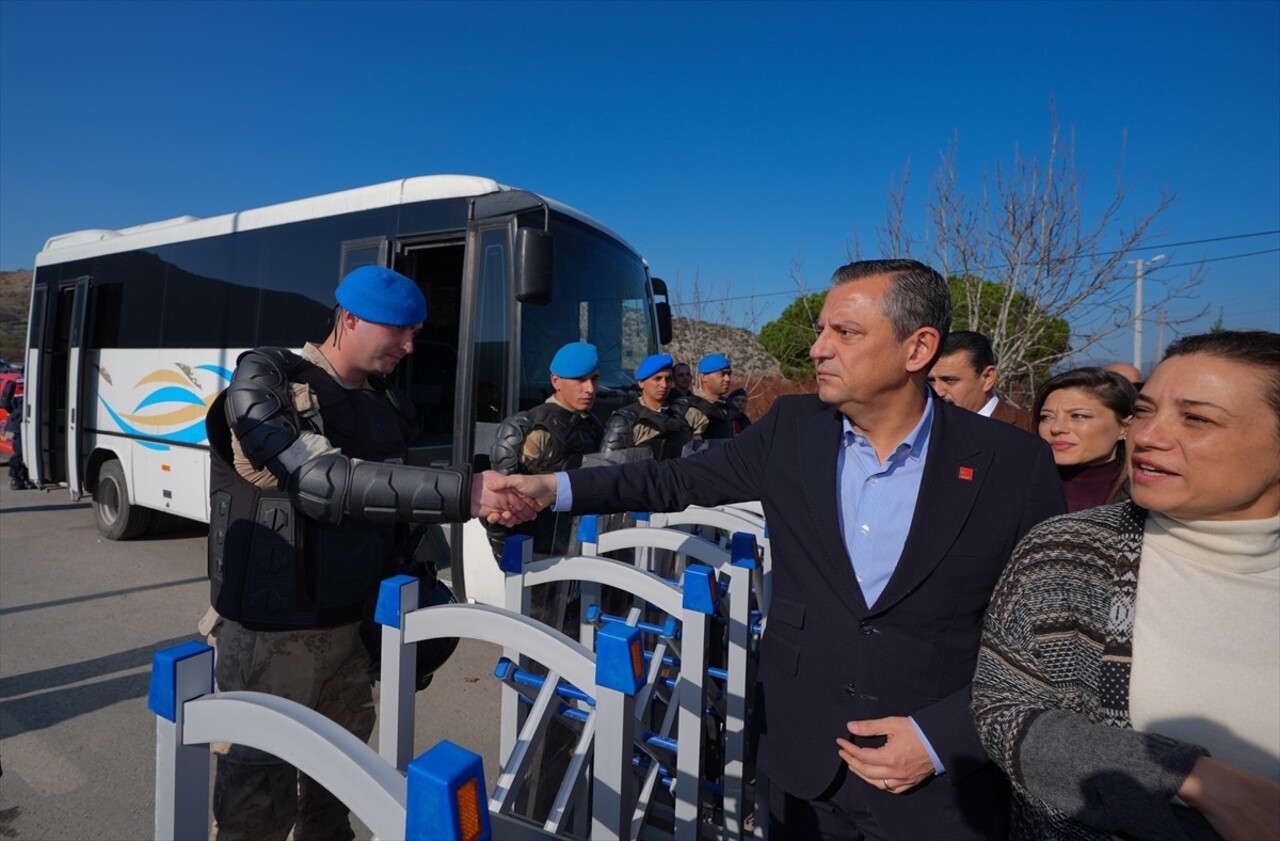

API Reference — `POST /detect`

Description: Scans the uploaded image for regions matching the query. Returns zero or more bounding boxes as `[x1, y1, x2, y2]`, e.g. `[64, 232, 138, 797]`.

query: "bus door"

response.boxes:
[27, 275, 91, 493]
[448, 191, 552, 602]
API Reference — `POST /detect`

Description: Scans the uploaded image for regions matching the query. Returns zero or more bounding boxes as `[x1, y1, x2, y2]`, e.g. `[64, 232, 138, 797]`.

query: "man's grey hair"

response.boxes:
[830, 259, 953, 345]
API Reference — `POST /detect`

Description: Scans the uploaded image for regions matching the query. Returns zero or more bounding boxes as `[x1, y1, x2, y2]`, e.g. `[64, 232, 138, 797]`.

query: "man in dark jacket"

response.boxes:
[494, 259, 1066, 840]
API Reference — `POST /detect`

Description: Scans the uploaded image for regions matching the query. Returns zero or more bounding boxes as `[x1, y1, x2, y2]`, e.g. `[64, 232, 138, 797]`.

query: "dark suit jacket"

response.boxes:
[567, 393, 1065, 839]
[990, 396, 1033, 432]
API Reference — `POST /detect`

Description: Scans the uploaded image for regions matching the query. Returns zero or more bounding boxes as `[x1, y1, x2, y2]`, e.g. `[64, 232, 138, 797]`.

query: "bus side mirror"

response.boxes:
[515, 228, 553, 306]
[651, 277, 673, 346]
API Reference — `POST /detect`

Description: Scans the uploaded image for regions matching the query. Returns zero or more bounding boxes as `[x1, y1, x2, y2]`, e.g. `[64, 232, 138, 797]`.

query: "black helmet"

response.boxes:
[360, 577, 460, 691]
[411, 580, 461, 688]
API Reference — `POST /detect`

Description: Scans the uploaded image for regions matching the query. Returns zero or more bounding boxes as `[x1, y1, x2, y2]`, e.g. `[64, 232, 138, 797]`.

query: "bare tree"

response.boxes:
[665, 269, 780, 401]
[880, 104, 1206, 399]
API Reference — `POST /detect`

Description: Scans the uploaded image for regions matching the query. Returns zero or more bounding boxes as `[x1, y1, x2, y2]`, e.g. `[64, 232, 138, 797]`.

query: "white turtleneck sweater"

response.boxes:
[1129, 511, 1280, 781]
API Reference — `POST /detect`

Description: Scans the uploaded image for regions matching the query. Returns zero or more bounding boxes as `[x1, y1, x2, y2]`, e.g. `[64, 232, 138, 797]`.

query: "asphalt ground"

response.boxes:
[0, 470, 505, 841]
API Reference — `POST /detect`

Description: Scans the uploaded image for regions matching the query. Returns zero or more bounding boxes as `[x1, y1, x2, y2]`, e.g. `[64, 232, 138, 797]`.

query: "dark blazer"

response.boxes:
[568, 393, 1065, 839]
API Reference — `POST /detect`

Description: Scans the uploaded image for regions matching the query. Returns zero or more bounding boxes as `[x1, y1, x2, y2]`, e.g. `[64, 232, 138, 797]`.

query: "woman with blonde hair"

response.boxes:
[974, 330, 1280, 840]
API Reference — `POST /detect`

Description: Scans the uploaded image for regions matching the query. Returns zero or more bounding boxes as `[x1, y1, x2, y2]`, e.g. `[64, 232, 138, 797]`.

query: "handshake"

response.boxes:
[468, 471, 559, 525]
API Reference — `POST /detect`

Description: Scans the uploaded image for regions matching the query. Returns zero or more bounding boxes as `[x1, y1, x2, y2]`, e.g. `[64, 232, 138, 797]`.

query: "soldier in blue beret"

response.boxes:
[486, 340, 606, 818]
[601, 353, 692, 460]
[488, 341, 603, 551]
[202, 264, 533, 841]
[673, 352, 739, 440]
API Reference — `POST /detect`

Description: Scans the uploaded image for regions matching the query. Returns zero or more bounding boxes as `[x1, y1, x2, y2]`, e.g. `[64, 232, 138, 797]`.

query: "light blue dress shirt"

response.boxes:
[837, 395, 933, 608]
[836, 393, 944, 774]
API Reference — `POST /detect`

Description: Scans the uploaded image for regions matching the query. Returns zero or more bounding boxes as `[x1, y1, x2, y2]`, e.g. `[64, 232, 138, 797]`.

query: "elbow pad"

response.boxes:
[289, 453, 473, 525]
[224, 348, 302, 471]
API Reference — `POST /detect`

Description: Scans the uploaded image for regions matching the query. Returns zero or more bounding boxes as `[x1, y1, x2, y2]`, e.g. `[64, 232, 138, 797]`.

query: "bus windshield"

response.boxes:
[518, 215, 655, 413]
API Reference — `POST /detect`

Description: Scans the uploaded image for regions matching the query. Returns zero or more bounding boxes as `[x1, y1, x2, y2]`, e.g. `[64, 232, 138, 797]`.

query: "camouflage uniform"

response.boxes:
[204, 344, 386, 841]
[201, 612, 372, 841]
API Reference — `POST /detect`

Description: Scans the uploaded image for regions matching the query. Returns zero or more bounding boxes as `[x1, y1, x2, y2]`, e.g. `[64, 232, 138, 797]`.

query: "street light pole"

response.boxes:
[1129, 254, 1166, 369]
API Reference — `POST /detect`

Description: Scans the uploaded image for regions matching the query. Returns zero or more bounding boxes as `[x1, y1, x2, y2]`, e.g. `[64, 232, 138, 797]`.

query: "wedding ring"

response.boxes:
[881, 779, 897, 793]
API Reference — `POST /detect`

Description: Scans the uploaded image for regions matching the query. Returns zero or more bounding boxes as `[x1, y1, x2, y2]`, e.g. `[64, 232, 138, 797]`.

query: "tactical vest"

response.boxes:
[489, 401, 602, 554]
[491, 401, 603, 474]
[601, 401, 691, 461]
[207, 352, 417, 631]
[676, 394, 737, 440]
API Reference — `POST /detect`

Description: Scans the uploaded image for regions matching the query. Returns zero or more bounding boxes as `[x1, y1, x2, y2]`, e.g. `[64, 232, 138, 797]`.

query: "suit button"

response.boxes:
[860, 621, 874, 635]
[845, 682, 857, 696]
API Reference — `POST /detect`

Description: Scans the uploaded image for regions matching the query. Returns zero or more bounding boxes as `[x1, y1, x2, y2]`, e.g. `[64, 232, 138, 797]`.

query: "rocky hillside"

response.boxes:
[0, 270, 32, 359]
[665, 316, 781, 379]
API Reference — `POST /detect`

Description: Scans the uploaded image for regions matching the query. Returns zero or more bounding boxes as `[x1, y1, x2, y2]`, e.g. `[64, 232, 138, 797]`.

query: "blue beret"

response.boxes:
[335, 266, 427, 326]
[697, 353, 732, 374]
[550, 342, 599, 378]
[635, 353, 674, 382]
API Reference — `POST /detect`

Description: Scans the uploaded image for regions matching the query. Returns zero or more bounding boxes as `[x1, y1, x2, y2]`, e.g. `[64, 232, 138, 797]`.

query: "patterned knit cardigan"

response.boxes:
[972, 501, 1216, 840]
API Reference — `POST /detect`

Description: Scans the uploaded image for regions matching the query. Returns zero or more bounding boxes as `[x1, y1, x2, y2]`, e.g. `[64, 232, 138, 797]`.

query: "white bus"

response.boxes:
[19, 174, 672, 603]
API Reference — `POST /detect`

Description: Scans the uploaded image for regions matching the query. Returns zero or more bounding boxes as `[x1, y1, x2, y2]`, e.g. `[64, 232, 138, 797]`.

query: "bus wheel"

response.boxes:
[93, 459, 153, 540]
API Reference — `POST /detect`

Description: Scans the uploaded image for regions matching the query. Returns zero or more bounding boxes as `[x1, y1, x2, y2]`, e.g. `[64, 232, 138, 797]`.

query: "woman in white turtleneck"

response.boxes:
[972, 330, 1280, 841]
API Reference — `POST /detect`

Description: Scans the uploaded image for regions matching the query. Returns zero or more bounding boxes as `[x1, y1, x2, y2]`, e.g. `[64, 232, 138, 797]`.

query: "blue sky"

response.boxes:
[2, 0, 1276, 368]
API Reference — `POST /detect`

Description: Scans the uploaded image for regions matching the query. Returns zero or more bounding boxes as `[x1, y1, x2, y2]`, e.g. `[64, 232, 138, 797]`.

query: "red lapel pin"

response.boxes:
[958, 466, 974, 481]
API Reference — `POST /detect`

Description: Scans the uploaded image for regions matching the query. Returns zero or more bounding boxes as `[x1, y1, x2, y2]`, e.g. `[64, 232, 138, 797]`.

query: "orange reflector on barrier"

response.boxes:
[161, 464, 171, 472]
[630, 639, 644, 680]
[456, 777, 483, 841]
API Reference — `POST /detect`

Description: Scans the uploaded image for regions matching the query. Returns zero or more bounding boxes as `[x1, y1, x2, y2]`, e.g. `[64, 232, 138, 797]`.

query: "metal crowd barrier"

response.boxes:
[153, 501, 773, 841]
[152, 605, 647, 840]
[580, 518, 763, 841]
[497, 530, 723, 839]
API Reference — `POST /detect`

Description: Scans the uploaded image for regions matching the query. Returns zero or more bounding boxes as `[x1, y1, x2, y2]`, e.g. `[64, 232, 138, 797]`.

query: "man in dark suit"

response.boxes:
[926, 330, 1033, 431]
[497, 259, 1065, 839]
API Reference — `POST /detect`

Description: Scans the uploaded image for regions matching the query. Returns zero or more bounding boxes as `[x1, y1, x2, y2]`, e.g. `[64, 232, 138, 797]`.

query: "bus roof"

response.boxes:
[34, 174, 640, 267]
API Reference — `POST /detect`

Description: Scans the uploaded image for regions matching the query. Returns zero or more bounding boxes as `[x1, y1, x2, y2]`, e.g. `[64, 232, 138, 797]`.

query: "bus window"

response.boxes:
[162, 237, 258, 349]
[91, 250, 165, 349]
[518, 215, 652, 416]
[472, 229, 510, 459]
[340, 237, 387, 278]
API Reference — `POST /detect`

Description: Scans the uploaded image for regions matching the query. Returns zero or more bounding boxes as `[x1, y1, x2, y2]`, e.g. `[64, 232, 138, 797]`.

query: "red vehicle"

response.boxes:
[0, 373, 23, 457]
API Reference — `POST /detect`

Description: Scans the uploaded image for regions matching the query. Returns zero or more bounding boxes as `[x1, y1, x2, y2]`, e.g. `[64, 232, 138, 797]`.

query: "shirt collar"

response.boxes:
[977, 393, 999, 417]
[841, 390, 934, 461]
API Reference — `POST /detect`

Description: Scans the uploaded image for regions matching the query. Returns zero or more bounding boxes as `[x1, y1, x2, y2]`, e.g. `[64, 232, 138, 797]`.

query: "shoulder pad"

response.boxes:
[490, 413, 534, 474]
[235, 346, 302, 375]
[600, 410, 636, 452]
[224, 347, 303, 471]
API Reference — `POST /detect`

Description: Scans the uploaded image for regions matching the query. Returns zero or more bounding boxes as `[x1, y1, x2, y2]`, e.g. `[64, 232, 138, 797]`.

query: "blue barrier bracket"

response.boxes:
[374, 574, 418, 629]
[498, 535, 534, 574]
[682, 564, 718, 615]
[730, 532, 758, 569]
[595, 622, 646, 696]
[576, 513, 600, 544]
[406, 740, 492, 841]
[148, 641, 213, 722]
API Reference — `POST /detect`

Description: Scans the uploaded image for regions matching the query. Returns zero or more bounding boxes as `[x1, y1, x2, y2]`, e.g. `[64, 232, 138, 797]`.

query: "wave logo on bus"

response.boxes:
[99, 365, 234, 451]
